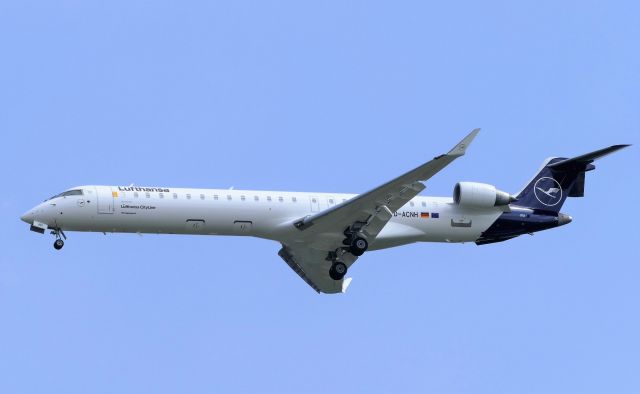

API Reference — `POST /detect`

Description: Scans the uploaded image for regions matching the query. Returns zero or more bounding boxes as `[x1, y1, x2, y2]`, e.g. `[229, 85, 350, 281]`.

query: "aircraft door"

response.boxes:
[95, 186, 115, 214]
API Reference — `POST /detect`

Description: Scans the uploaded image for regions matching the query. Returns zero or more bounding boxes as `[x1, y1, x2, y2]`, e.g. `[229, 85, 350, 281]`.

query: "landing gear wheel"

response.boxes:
[329, 261, 348, 280]
[53, 239, 64, 250]
[349, 237, 368, 256]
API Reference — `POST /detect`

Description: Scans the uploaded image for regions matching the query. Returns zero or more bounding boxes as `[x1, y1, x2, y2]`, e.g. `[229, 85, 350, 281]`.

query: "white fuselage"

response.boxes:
[22, 185, 503, 249]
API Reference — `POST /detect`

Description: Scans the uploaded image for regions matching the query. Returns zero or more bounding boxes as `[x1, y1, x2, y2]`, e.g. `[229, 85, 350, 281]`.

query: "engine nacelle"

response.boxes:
[453, 182, 514, 208]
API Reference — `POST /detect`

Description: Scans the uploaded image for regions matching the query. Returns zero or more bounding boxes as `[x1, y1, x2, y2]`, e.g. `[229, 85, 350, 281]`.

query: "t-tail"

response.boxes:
[513, 144, 631, 213]
[477, 144, 630, 245]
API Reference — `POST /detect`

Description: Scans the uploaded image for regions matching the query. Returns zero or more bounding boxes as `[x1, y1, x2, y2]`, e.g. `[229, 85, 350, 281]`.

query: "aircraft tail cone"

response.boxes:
[558, 213, 573, 226]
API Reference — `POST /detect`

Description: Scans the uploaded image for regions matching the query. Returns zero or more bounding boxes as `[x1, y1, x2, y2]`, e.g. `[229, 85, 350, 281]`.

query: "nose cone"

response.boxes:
[20, 210, 33, 224]
[558, 213, 573, 226]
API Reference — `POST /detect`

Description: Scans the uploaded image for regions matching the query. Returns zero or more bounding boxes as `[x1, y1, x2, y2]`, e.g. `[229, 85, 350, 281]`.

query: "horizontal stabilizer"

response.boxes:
[548, 144, 630, 171]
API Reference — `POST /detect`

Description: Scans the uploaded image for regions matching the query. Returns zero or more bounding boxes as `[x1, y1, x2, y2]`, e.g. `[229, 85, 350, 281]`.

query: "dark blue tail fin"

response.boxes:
[514, 145, 630, 213]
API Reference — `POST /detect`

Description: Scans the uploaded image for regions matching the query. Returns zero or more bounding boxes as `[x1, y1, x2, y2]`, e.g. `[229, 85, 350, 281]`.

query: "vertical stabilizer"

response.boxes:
[514, 145, 629, 213]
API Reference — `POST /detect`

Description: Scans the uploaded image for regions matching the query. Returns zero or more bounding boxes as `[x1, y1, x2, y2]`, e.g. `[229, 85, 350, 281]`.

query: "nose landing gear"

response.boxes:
[54, 239, 64, 250]
[51, 228, 66, 250]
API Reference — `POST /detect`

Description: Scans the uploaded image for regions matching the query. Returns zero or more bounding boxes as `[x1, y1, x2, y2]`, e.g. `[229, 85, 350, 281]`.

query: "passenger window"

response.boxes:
[134, 192, 139, 198]
[173, 193, 177, 199]
[186, 193, 191, 200]
[145, 192, 150, 198]
[214, 195, 219, 200]
[267, 196, 272, 202]
[421, 201, 426, 207]
[241, 195, 246, 201]
[227, 195, 232, 201]
[278, 196, 283, 202]
[292, 197, 297, 202]
[254, 196, 259, 201]
[200, 194, 205, 200]
[410, 201, 414, 207]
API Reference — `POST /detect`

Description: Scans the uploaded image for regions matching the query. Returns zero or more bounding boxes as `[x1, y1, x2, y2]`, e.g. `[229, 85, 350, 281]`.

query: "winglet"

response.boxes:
[447, 128, 480, 157]
[341, 277, 353, 293]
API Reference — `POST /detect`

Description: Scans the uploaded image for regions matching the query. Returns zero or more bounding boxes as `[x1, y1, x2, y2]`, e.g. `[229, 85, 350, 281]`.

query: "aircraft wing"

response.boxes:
[278, 244, 353, 294]
[294, 129, 480, 238]
[281, 129, 479, 293]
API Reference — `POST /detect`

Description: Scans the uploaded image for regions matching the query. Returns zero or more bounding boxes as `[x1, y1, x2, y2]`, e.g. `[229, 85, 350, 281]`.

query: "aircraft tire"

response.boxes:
[349, 237, 368, 256]
[53, 239, 64, 250]
[329, 262, 347, 280]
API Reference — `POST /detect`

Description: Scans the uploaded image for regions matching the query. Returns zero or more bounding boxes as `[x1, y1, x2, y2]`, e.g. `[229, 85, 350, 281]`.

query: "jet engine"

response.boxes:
[453, 182, 514, 208]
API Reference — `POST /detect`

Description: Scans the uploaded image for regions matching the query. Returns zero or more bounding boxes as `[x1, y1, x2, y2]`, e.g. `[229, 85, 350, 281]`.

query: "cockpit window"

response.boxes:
[63, 189, 83, 196]
[47, 189, 84, 200]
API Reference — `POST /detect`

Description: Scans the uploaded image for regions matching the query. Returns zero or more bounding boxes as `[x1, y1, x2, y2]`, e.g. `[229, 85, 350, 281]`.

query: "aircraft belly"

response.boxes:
[369, 221, 426, 250]
[372, 206, 502, 248]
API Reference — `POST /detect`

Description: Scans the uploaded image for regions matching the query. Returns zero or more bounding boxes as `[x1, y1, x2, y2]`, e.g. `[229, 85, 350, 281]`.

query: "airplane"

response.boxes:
[20, 130, 629, 294]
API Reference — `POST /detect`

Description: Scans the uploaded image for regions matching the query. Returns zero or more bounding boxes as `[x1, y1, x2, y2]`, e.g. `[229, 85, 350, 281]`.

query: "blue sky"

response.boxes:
[1, 1, 638, 393]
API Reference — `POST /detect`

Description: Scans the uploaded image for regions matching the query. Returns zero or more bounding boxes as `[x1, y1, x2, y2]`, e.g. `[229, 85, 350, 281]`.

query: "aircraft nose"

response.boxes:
[20, 210, 33, 224]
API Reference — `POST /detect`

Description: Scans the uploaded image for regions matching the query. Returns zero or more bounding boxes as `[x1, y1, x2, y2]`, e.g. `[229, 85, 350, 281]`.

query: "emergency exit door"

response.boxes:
[95, 186, 114, 214]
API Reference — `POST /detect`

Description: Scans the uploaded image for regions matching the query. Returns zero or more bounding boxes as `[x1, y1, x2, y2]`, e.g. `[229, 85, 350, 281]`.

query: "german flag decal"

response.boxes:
[420, 212, 429, 218]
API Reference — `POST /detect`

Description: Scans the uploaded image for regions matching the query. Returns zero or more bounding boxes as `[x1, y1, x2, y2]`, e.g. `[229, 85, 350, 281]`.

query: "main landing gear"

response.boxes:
[51, 228, 66, 250]
[329, 261, 347, 281]
[349, 237, 368, 256]
[328, 228, 370, 281]
[342, 226, 369, 256]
